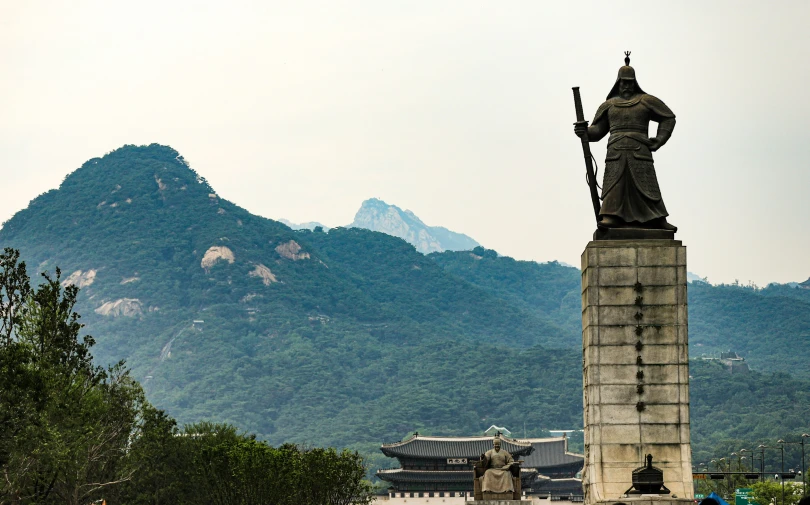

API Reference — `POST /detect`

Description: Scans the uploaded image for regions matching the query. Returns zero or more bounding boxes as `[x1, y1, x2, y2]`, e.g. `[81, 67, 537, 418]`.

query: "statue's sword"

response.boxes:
[572, 87, 602, 222]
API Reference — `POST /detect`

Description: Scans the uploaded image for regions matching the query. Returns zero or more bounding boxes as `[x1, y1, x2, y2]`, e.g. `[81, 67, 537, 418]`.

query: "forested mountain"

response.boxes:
[0, 144, 575, 447]
[1, 144, 808, 476]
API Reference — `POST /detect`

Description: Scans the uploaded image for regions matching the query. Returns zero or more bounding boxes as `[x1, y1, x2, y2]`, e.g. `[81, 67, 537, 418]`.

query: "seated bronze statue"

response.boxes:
[473, 438, 522, 500]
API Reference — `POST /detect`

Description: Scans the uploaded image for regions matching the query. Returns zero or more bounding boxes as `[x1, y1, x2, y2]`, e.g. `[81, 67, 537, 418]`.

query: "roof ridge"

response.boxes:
[523, 436, 567, 443]
[377, 469, 473, 473]
[381, 434, 533, 447]
[377, 468, 539, 474]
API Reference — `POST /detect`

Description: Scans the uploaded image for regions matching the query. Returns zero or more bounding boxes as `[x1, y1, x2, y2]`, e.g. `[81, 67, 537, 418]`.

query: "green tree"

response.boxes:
[751, 480, 803, 505]
[119, 406, 188, 505]
[0, 248, 38, 504]
[176, 425, 373, 505]
[0, 251, 145, 505]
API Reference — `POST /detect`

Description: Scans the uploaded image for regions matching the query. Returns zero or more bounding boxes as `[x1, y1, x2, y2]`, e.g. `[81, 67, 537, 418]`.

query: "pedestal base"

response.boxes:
[483, 492, 515, 500]
[581, 240, 693, 505]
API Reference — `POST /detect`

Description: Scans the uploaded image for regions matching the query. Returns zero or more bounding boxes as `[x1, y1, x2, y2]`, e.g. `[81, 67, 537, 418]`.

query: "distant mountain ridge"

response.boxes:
[278, 218, 330, 231]
[349, 198, 480, 254]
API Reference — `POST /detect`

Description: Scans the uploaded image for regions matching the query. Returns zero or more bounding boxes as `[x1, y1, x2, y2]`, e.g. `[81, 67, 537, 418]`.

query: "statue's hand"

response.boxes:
[574, 121, 588, 139]
[648, 137, 662, 152]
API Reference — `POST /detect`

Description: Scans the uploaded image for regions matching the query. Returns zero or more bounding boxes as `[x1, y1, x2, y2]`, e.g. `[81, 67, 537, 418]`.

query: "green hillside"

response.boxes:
[0, 144, 576, 446]
[1, 144, 809, 476]
[431, 249, 810, 379]
[689, 359, 810, 467]
[688, 282, 810, 375]
[430, 249, 583, 345]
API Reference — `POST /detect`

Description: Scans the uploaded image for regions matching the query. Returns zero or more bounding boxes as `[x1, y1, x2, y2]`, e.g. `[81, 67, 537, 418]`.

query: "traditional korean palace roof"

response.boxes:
[380, 434, 534, 459]
[521, 437, 584, 469]
[531, 477, 584, 496]
[377, 468, 539, 484]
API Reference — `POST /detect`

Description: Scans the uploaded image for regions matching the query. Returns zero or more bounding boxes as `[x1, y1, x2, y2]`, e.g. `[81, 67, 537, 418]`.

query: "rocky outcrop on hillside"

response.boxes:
[349, 198, 480, 254]
[64, 269, 97, 288]
[95, 298, 143, 317]
[201, 246, 235, 271]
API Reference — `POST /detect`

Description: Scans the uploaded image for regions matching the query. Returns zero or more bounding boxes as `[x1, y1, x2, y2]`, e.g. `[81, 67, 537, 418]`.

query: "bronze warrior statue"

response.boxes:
[574, 52, 677, 231]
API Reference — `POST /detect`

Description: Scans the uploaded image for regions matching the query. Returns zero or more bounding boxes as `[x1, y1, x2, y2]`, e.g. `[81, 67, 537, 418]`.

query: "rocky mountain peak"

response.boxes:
[349, 198, 479, 254]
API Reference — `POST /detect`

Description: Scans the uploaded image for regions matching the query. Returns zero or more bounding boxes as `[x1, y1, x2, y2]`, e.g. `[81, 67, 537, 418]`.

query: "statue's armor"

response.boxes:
[592, 94, 676, 222]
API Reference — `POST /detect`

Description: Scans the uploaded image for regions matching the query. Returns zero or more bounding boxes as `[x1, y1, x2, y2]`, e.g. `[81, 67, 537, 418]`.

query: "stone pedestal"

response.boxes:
[581, 240, 693, 505]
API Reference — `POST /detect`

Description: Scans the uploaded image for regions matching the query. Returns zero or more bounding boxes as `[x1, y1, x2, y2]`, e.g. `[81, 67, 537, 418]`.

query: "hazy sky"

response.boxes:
[2, 1, 809, 285]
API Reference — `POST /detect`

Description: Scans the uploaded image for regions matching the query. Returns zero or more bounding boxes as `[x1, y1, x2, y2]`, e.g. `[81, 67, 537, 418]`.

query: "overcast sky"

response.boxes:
[2, 1, 809, 285]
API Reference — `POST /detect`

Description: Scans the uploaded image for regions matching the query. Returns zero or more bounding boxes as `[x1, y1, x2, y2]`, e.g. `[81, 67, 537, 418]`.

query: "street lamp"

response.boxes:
[777, 436, 809, 498]
[778, 440, 786, 505]
[740, 449, 756, 473]
[802, 434, 809, 497]
[758, 445, 768, 481]
[713, 457, 728, 500]
[753, 455, 764, 480]
[732, 452, 749, 473]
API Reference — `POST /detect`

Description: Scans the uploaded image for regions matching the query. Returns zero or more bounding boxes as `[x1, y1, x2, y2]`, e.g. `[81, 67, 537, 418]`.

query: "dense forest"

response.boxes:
[1, 144, 808, 479]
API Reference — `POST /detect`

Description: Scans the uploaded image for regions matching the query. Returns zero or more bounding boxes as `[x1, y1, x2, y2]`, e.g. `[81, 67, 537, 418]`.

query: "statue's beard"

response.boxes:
[621, 88, 634, 99]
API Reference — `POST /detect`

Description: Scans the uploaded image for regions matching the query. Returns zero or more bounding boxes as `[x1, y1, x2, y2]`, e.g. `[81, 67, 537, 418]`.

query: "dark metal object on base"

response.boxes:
[594, 227, 675, 241]
[625, 455, 670, 495]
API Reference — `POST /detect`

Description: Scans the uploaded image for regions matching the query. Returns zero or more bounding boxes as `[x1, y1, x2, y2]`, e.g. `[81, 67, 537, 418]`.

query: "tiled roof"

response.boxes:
[377, 468, 539, 484]
[532, 477, 584, 494]
[380, 435, 534, 459]
[520, 437, 584, 469]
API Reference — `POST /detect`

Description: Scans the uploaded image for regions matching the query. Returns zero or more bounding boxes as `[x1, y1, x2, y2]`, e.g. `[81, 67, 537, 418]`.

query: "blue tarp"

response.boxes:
[702, 491, 731, 505]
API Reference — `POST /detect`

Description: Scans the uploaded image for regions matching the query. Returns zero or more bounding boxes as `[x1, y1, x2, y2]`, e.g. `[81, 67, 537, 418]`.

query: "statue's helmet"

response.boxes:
[607, 52, 645, 99]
